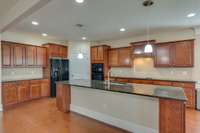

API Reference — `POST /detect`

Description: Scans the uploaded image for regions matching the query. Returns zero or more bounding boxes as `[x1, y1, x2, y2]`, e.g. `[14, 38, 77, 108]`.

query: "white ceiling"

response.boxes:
[8, 0, 200, 41]
[0, 0, 19, 18]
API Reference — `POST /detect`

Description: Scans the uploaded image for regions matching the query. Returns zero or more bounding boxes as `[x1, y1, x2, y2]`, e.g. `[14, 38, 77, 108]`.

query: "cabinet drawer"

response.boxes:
[153, 81, 172, 86]
[172, 82, 195, 88]
[115, 78, 130, 83]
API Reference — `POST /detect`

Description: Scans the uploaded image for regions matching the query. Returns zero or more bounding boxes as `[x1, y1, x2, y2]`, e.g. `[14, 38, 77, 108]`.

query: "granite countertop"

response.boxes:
[111, 76, 196, 83]
[57, 80, 187, 101]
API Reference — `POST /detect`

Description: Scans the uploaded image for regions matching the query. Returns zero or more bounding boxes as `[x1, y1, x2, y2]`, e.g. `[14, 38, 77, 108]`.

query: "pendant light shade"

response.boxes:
[77, 53, 84, 59]
[144, 43, 153, 53]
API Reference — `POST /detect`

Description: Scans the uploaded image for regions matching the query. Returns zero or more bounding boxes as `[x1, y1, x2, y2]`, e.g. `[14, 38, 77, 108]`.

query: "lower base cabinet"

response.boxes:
[30, 80, 41, 99]
[110, 77, 196, 109]
[2, 79, 50, 109]
[18, 81, 30, 102]
[2, 83, 18, 107]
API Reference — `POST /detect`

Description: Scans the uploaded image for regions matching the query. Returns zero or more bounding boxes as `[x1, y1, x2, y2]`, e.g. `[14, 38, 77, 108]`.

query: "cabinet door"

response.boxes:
[26, 46, 36, 66]
[13, 44, 25, 67]
[41, 79, 50, 97]
[30, 81, 41, 99]
[36, 47, 47, 67]
[173, 41, 194, 67]
[18, 81, 30, 102]
[91, 47, 98, 61]
[2, 43, 13, 67]
[183, 87, 195, 108]
[109, 49, 118, 67]
[60, 46, 68, 58]
[97, 47, 104, 61]
[2, 82, 18, 107]
[154, 44, 172, 67]
[118, 47, 132, 67]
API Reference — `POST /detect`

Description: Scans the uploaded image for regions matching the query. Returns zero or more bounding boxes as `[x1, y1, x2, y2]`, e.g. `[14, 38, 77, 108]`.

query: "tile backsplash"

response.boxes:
[111, 58, 194, 81]
[2, 68, 43, 81]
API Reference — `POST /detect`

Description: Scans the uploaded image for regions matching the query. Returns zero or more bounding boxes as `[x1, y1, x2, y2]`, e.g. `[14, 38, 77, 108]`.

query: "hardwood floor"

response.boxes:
[0, 98, 129, 133]
[186, 109, 200, 133]
[0, 98, 200, 133]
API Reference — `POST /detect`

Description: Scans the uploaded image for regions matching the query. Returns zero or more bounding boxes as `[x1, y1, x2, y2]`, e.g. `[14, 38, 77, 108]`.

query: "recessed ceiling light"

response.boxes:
[120, 28, 126, 32]
[75, 0, 84, 3]
[32, 21, 39, 26]
[42, 33, 48, 36]
[187, 13, 196, 18]
[82, 37, 87, 40]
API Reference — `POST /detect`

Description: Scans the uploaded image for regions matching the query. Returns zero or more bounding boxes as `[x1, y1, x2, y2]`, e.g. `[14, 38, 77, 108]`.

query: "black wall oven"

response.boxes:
[91, 63, 104, 81]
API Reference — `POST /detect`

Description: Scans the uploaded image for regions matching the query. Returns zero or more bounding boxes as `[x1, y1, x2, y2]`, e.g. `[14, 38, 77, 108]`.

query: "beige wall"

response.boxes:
[93, 29, 200, 82]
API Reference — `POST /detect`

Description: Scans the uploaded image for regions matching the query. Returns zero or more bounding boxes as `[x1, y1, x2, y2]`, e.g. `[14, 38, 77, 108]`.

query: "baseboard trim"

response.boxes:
[70, 105, 158, 133]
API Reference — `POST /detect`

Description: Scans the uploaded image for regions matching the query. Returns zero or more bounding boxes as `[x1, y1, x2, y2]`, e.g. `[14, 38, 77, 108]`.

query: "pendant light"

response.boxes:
[143, 0, 154, 53]
[144, 25, 153, 53]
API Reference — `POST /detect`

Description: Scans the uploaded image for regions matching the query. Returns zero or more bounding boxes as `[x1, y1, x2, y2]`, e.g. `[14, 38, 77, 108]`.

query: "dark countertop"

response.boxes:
[57, 80, 187, 101]
[111, 76, 196, 83]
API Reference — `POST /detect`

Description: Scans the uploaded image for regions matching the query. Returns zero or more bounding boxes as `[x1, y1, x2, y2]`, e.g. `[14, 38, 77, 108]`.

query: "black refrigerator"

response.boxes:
[50, 59, 69, 97]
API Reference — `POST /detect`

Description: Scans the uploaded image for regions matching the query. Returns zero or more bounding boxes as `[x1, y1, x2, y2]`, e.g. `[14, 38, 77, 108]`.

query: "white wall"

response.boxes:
[71, 86, 158, 133]
[93, 29, 200, 82]
[68, 42, 91, 80]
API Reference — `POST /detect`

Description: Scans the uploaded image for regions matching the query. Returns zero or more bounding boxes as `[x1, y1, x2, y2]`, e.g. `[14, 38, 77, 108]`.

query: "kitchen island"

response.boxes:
[56, 80, 187, 133]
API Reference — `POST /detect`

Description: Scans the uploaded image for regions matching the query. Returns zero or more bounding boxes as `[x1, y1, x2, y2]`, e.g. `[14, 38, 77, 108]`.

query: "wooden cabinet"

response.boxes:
[36, 47, 47, 67]
[43, 44, 68, 58]
[30, 80, 41, 99]
[2, 79, 49, 109]
[172, 82, 195, 108]
[91, 46, 107, 62]
[108, 47, 132, 67]
[26, 46, 36, 66]
[2, 82, 18, 107]
[154, 43, 172, 67]
[154, 40, 194, 67]
[13, 44, 26, 67]
[1, 41, 47, 68]
[56, 83, 71, 112]
[41, 79, 50, 97]
[18, 81, 30, 102]
[109, 49, 118, 67]
[173, 41, 194, 67]
[118, 47, 132, 67]
[2, 42, 13, 67]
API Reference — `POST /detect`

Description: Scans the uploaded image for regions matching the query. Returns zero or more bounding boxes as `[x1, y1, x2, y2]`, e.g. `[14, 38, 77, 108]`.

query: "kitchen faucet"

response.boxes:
[107, 69, 111, 89]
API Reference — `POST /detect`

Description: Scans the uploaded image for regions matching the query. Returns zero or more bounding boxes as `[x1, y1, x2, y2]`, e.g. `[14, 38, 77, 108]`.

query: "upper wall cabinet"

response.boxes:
[36, 47, 47, 67]
[108, 47, 132, 67]
[26, 46, 37, 66]
[1, 41, 47, 68]
[154, 39, 194, 67]
[43, 43, 68, 58]
[2, 42, 13, 67]
[91, 45, 110, 63]
[13, 44, 26, 67]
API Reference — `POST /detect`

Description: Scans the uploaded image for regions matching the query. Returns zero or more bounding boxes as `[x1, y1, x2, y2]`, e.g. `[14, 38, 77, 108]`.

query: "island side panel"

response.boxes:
[159, 99, 186, 133]
[56, 83, 71, 112]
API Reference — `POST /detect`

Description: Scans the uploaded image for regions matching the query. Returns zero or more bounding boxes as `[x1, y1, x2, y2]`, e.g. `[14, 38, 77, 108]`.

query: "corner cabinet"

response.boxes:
[108, 47, 132, 67]
[154, 39, 194, 67]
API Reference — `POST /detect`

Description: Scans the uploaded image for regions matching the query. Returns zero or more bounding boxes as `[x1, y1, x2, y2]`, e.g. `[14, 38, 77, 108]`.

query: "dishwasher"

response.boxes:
[196, 82, 200, 110]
